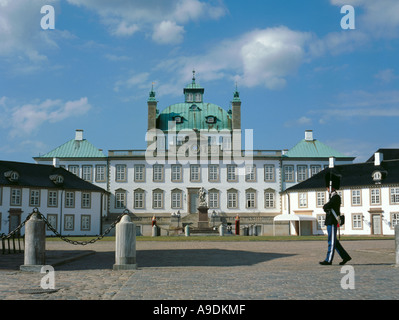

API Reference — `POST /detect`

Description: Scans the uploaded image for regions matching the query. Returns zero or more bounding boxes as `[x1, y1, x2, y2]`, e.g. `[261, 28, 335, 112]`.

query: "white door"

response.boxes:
[372, 214, 382, 235]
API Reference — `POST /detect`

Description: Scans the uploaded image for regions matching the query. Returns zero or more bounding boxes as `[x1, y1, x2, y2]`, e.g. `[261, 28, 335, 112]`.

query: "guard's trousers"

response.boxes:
[325, 224, 351, 263]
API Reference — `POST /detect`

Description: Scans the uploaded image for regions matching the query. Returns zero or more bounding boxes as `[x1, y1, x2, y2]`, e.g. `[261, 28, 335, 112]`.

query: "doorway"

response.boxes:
[371, 214, 382, 235]
[188, 188, 199, 214]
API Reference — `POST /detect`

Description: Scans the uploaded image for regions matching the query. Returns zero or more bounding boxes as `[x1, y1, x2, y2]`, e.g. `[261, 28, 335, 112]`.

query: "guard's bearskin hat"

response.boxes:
[325, 172, 341, 190]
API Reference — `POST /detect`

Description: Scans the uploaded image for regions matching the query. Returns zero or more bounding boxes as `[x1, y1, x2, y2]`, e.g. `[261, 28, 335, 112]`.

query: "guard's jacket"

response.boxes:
[323, 191, 341, 226]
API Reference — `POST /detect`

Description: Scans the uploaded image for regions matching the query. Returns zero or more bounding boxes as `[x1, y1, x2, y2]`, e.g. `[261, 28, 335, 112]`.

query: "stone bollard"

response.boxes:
[185, 225, 190, 237]
[20, 211, 46, 272]
[152, 225, 158, 237]
[113, 215, 137, 270]
[219, 224, 224, 236]
[396, 224, 399, 267]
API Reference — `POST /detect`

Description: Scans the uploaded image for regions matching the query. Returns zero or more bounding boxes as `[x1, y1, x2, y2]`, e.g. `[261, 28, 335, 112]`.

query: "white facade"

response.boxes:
[281, 154, 399, 236]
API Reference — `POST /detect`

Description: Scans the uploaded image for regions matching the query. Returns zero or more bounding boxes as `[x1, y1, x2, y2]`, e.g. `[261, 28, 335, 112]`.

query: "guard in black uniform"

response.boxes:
[320, 173, 351, 266]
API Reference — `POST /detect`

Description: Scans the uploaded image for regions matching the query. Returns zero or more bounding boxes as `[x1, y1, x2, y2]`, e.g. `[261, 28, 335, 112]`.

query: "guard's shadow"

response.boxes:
[136, 249, 295, 268]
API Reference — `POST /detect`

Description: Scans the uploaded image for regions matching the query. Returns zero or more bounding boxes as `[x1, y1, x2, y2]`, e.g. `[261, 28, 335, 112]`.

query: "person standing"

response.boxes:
[320, 173, 352, 266]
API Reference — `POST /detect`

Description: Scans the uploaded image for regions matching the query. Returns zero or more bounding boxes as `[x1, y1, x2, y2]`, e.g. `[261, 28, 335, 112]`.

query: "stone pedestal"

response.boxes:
[20, 212, 46, 272]
[197, 206, 209, 229]
[113, 215, 137, 270]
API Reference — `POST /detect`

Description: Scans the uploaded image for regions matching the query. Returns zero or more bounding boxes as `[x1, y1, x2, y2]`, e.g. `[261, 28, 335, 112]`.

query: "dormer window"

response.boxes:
[173, 116, 183, 124]
[190, 104, 199, 111]
[4, 171, 19, 182]
[206, 116, 216, 124]
[50, 174, 64, 185]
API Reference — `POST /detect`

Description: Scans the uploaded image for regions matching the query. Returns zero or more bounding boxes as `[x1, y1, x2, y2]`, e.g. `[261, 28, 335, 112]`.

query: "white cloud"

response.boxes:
[153, 26, 314, 91]
[152, 20, 185, 45]
[312, 90, 399, 123]
[374, 69, 397, 83]
[330, 0, 399, 37]
[1, 97, 91, 137]
[66, 0, 227, 42]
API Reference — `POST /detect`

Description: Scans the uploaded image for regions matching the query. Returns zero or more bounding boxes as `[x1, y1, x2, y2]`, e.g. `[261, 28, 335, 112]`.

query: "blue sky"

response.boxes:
[1, 0, 398, 163]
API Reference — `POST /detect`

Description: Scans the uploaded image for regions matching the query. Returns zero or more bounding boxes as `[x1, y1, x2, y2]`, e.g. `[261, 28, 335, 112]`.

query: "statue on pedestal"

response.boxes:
[198, 187, 207, 208]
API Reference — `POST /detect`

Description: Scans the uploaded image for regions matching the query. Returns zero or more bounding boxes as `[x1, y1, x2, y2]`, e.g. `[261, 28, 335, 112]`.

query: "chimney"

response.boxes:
[329, 156, 335, 168]
[305, 130, 314, 141]
[75, 129, 83, 141]
[374, 152, 383, 166]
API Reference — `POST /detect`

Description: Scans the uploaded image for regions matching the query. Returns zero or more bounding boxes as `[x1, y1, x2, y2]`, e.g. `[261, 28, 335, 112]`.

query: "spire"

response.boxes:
[148, 82, 156, 102]
[192, 69, 196, 84]
[233, 82, 241, 102]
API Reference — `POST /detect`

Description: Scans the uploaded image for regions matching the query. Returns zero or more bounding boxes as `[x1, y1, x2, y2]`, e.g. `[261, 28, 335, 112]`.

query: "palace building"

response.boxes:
[34, 74, 354, 236]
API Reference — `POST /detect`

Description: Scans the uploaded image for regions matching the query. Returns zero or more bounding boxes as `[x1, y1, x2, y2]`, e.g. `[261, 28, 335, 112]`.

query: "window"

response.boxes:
[0, 187, 2, 205]
[116, 165, 127, 182]
[82, 165, 92, 181]
[310, 165, 322, 177]
[153, 190, 163, 209]
[391, 212, 399, 228]
[115, 190, 126, 209]
[352, 214, 363, 229]
[317, 215, 326, 230]
[65, 192, 75, 208]
[171, 190, 182, 209]
[246, 190, 256, 208]
[264, 165, 275, 182]
[284, 165, 294, 182]
[227, 190, 238, 209]
[299, 193, 307, 208]
[351, 190, 361, 206]
[171, 165, 182, 182]
[208, 165, 219, 182]
[96, 165, 106, 182]
[209, 190, 219, 209]
[265, 190, 275, 208]
[134, 189, 145, 209]
[153, 165, 164, 182]
[297, 165, 308, 182]
[190, 165, 200, 182]
[227, 165, 237, 182]
[206, 116, 216, 124]
[245, 165, 256, 182]
[81, 192, 91, 209]
[10, 188, 22, 206]
[29, 189, 40, 207]
[134, 165, 145, 182]
[81, 215, 91, 231]
[370, 189, 381, 205]
[186, 93, 193, 102]
[46, 214, 57, 231]
[195, 93, 202, 102]
[68, 165, 79, 176]
[390, 188, 399, 204]
[316, 192, 326, 207]
[64, 215, 74, 231]
[48, 190, 58, 207]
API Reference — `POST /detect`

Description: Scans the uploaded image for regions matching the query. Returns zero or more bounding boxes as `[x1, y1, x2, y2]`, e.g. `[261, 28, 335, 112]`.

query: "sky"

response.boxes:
[1, 0, 399, 164]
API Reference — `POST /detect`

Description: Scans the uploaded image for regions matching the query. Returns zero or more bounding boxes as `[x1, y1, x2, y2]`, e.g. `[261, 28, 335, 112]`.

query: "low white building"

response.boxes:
[0, 160, 108, 237]
[280, 150, 399, 236]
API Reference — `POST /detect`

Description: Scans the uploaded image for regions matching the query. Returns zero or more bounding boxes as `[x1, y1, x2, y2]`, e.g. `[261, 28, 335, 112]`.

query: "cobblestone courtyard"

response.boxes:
[1, 239, 397, 301]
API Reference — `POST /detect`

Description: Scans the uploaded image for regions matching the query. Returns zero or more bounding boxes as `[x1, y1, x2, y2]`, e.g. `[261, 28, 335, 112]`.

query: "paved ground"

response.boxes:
[0, 239, 397, 301]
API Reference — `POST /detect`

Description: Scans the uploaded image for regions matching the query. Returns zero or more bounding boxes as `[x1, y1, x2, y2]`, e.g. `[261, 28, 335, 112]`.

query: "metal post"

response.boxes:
[113, 215, 137, 270]
[20, 210, 46, 272]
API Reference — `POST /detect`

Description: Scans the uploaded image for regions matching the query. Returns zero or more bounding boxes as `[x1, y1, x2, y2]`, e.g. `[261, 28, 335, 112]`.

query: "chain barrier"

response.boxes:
[1, 208, 129, 248]
[39, 210, 129, 246]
